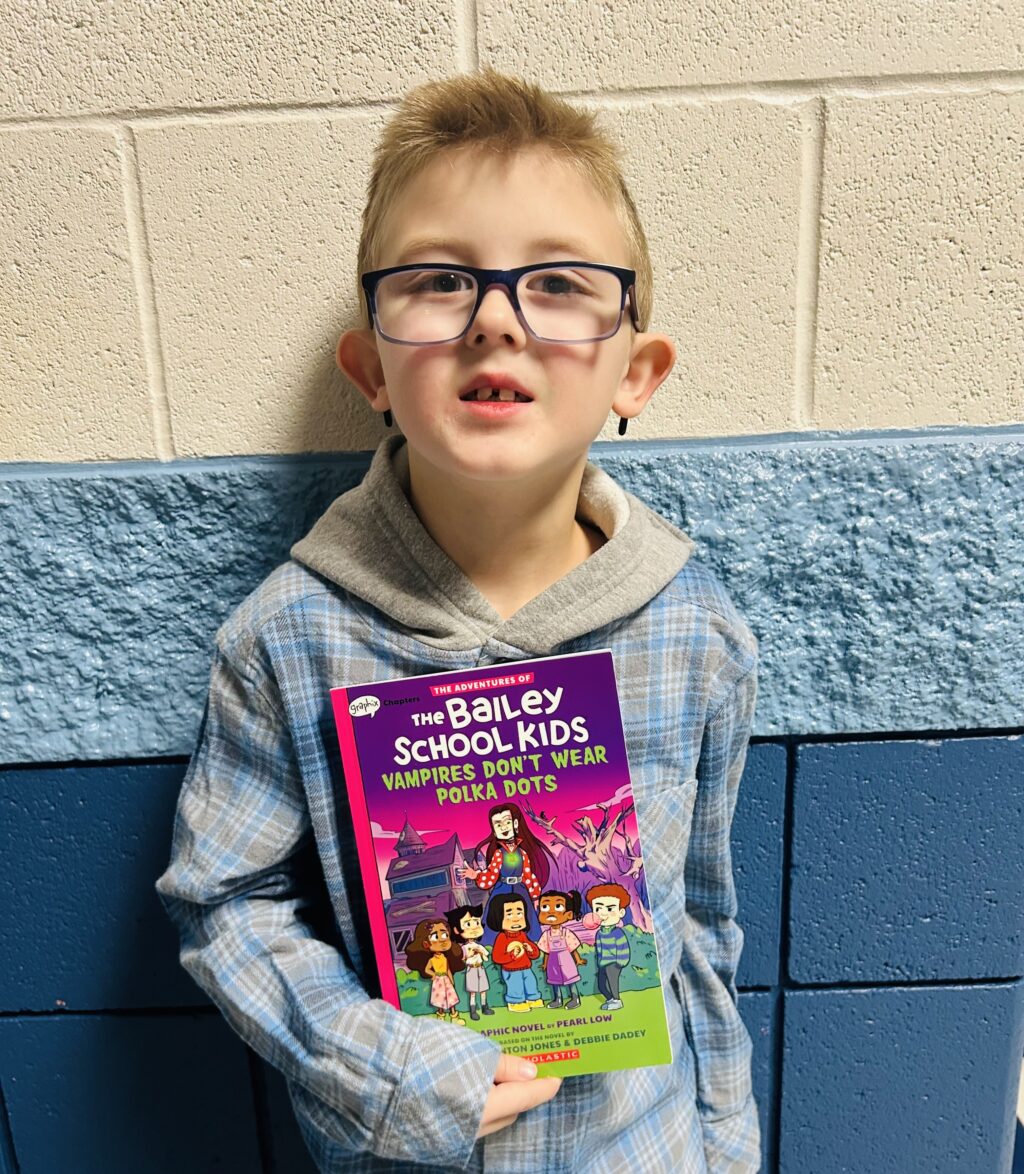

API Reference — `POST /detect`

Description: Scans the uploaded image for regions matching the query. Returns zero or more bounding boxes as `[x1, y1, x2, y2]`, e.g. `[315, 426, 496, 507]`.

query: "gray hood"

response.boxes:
[291, 434, 694, 653]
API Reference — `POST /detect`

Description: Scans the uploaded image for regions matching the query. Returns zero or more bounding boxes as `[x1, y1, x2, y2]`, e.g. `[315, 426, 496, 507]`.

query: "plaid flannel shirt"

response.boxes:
[156, 556, 760, 1173]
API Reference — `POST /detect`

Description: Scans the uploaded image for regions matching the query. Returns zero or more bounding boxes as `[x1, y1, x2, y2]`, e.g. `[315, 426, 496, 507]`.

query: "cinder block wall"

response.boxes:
[4, 3, 1023, 460]
[2, 5, 1023, 1173]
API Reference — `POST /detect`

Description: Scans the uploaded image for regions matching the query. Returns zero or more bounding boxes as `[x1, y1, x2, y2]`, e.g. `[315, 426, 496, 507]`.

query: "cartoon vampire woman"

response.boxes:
[405, 918, 467, 1025]
[457, 802, 556, 944]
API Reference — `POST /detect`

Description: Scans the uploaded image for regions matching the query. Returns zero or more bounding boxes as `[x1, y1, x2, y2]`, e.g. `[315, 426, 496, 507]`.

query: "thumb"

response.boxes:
[492, 1054, 539, 1083]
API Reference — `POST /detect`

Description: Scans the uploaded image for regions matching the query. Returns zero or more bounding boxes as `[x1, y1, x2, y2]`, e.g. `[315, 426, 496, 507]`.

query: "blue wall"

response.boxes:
[2, 428, 1022, 1172]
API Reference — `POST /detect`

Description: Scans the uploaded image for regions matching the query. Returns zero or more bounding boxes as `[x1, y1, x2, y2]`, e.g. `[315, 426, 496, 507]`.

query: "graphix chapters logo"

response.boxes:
[348, 696, 380, 719]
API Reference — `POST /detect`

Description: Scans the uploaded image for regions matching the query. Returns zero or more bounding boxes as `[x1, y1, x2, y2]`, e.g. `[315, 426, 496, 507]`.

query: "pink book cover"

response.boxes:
[330, 649, 672, 1078]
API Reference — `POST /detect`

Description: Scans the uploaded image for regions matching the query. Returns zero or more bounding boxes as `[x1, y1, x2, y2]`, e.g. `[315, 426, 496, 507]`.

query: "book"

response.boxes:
[330, 649, 672, 1078]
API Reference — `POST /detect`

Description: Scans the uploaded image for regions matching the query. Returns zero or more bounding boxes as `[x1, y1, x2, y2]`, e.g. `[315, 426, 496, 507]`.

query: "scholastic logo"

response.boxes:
[526, 1049, 580, 1064]
[348, 696, 381, 719]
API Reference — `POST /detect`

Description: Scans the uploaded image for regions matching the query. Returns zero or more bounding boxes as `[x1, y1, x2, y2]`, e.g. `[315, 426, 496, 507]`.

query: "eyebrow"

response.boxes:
[393, 236, 601, 266]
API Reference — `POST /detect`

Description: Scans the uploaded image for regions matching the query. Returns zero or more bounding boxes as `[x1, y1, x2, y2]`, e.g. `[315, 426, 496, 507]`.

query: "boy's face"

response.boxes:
[502, 900, 527, 932]
[592, 896, 625, 926]
[339, 146, 674, 490]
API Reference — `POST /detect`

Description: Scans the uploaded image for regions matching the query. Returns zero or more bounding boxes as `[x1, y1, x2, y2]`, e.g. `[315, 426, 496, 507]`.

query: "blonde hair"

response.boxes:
[355, 68, 654, 332]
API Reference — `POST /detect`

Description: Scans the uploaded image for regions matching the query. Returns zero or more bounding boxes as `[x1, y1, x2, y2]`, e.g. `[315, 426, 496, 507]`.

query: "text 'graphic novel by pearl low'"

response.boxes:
[330, 648, 673, 1078]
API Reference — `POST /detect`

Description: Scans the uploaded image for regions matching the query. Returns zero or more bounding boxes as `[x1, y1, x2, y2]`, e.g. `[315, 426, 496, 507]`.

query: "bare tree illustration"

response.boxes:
[522, 798, 652, 934]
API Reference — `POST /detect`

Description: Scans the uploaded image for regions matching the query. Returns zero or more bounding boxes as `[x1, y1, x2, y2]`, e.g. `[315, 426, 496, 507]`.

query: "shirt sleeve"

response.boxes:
[522, 850, 541, 899]
[155, 638, 501, 1170]
[679, 662, 761, 1172]
[476, 847, 502, 891]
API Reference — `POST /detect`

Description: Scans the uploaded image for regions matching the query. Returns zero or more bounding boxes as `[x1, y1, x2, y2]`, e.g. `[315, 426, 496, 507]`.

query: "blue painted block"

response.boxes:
[780, 980, 1024, 1174]
[734, 742, 786, 988]
[789, 736, 1024, 983]
[738, 989, 777, 1173]
[3, 429, 1023, 764]
[0, 1012, 262, 1173]
[0, 762, 205, 1011]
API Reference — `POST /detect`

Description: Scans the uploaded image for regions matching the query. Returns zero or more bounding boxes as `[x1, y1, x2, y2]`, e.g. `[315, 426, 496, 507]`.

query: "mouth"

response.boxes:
[459, 387, 532, 403]
[459, 372, 533, 403]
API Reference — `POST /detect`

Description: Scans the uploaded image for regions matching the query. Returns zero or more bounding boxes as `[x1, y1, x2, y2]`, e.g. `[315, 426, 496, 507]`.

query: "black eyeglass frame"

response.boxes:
[360, 262, 641, 345]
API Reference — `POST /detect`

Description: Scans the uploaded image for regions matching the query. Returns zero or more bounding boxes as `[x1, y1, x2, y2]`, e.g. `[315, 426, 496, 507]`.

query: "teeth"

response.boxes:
[467, 387, 529, 402]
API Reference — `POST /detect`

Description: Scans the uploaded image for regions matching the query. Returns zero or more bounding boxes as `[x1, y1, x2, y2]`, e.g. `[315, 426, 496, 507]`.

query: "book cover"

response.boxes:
[330, 649, 673, 1078]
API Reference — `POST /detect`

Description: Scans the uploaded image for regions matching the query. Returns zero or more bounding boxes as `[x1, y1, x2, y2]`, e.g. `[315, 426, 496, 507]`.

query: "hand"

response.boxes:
[457, 866, 481, 882]
[476, 1055, 562, 1140]
[507, 940, 525, 958]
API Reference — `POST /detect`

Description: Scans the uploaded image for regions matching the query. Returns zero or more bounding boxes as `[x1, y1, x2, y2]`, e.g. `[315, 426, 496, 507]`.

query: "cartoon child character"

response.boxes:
[457, 803, 556, 944]
[405, 918, 466, 1025]
[486, 894, 543, 1013]
[537, 889, 585, 1010]
[585, 883, 631, 1012]
[446, 903, 494, 1021]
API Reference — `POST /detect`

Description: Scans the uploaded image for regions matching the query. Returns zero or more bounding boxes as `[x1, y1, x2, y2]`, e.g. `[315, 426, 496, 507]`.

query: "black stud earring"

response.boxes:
[617, 415, 628, 436]
[383, 409, 393, 428]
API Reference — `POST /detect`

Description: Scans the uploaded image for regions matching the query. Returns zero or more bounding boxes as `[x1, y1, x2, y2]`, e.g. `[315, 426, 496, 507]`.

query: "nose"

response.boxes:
[466, 281, 527, 346]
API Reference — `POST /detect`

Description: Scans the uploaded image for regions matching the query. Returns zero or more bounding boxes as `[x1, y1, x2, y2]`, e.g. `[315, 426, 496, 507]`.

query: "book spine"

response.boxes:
[330, 689, 400, 1007]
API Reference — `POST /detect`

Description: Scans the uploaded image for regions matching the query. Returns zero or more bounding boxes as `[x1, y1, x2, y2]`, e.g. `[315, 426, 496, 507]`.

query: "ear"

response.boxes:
[336, 327, 390, 415]
[612, 330, 676, 422]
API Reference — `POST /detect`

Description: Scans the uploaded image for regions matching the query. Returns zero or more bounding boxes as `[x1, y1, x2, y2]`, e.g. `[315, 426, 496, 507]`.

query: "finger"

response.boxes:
[477, 1113, 519, 1139]
[487, 1076, 563, 1119]
[492, 1055, 539, 1083]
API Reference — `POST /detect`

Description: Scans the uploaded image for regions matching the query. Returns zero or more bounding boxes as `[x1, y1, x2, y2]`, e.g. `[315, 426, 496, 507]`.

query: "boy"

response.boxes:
[156, 68, 760, 1173]
[586, 883, 632, 1012]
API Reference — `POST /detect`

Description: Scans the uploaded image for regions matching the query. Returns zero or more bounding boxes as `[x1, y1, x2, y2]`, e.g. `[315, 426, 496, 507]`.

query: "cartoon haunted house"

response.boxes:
[384, 816, 470, 963]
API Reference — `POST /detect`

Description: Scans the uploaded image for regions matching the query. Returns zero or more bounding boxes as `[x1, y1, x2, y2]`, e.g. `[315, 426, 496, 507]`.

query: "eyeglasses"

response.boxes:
[361, 262, 639, 345]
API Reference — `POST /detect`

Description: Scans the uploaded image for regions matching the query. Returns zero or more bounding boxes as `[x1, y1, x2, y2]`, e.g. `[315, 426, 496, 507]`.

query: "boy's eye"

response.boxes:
[525, 269, 590, 297]
[407, 270, 473, 295]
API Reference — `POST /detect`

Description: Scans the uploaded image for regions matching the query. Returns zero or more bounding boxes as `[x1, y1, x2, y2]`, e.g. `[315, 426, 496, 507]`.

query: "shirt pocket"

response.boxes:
[635, 777, 699, 968]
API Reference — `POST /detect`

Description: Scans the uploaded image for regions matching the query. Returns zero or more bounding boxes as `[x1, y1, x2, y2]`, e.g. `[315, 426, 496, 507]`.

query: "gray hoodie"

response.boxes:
[291, 433, 695, 651]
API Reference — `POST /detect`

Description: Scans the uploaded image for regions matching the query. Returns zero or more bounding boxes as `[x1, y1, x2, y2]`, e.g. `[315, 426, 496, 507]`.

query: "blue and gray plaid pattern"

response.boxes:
[156, 557, 760, 1172]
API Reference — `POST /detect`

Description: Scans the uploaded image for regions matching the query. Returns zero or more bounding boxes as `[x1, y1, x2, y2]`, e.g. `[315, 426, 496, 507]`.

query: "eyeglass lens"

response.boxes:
[373, 267, 624, 343]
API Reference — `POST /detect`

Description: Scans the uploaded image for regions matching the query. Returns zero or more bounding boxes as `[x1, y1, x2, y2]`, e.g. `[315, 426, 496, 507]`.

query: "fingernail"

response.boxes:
[519, 1060, 537, 1079]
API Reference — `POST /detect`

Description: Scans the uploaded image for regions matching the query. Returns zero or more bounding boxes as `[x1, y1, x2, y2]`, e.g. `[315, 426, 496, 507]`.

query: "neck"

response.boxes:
[405, 447, 605, 622]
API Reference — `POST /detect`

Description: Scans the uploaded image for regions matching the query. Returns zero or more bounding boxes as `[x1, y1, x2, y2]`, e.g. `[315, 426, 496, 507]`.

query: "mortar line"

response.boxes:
[0, 96, 396, 132]
[2, 69, 1024, 132]
[794, 98, 826, 428]
[456, 0, 480, 72]
[116, 125, 175, 461]
[767, 739, 797, 1172]
[568, 68, 1024, 107]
